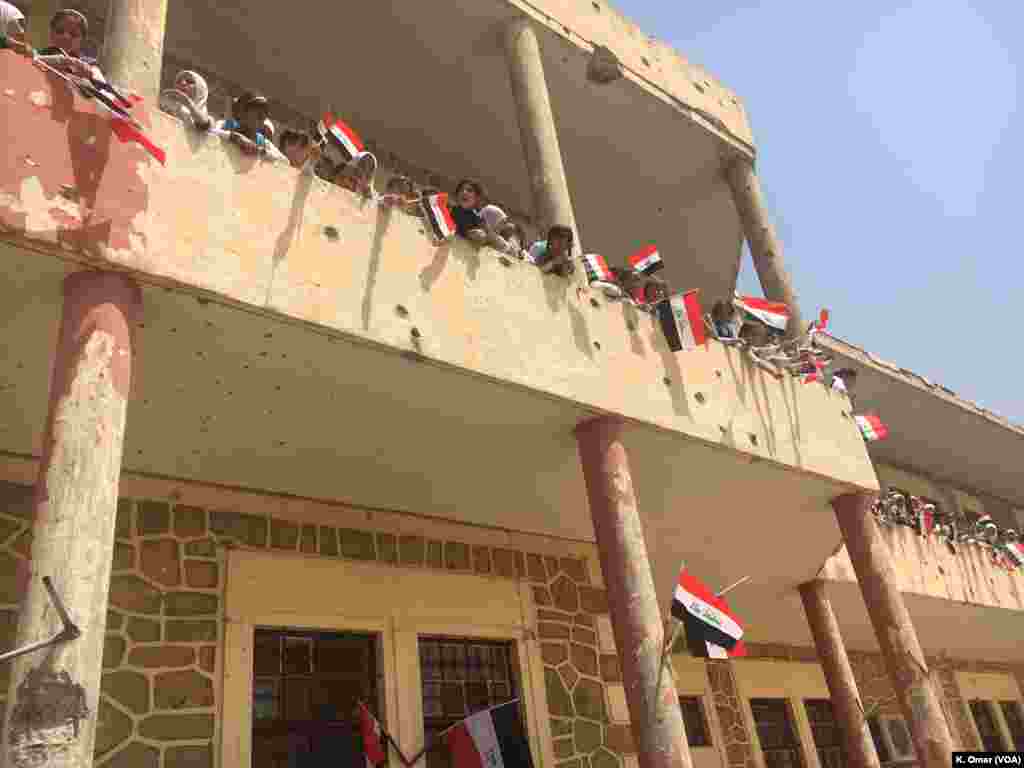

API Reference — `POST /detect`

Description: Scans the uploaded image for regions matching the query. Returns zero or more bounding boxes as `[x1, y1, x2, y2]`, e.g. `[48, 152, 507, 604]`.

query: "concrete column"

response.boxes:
[3, 271, 142, 768]
[798, 581, 881, 768]
[724, 156, 804, 337]
[832, 493, 955, 768]
[26, 0, 61, 50]
[575, 417, 693, 768]
[101, 0, 169, 105]
[504, 17, 581, 254]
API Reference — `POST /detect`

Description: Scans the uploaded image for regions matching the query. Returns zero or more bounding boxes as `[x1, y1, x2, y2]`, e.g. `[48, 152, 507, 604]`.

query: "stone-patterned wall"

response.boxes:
[707, 661, 755, 768]
[738, 643, 998, 757]
[531, 558, 636, 768]
[0, 481, 222, 768]
[0, 479, 633, 768]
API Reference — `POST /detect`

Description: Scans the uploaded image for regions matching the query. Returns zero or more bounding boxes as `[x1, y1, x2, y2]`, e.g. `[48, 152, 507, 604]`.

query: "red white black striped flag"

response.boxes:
[657, 290, 706, 352]
[319, 114, 365, 163]
[628, 244, 663, 275]
[422, 192, 457, 241]
[447, 700, 534, 768]
[854, 413, 889, 442]
[359, 702, 387, 768]
[582, 253, 613, 284]
[735, 295, 790, 333]
[670, 566, 746, 659]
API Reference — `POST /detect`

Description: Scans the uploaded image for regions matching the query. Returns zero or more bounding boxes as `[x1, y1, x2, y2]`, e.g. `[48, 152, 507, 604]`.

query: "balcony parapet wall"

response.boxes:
[0, 54, 873, 491]
[821, 520, 1024, 612]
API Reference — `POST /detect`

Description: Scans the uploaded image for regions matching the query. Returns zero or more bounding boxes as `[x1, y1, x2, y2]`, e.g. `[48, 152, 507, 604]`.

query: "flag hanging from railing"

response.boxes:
[319, 114, 365, 163]
[628, 244, 663, 275]
[32, 57, 166, 165]
[734, 295, 790, 333]
[582, 253, 613, 284]
[854, 413, 889, 442]
[447, 700, 534, 768]
[359, 702, 388, 768]
[422, 192, 457, 241]
[657, 290, 706, 352]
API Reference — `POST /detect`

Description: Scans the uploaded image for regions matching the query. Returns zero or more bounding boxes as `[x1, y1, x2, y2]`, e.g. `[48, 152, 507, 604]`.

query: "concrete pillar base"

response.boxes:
[832, 493, 955, 768]
[3, 271, 142, 768]
[799, 580, 880, 768]
[575, 417, 692, 768]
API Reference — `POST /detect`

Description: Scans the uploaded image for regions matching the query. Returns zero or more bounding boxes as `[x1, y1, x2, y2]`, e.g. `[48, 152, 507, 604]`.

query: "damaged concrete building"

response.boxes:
[1, 0, 1021, 767]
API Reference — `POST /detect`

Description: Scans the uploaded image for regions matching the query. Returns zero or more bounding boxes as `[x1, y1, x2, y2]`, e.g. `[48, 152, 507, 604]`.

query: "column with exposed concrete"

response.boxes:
[101, 0, 169, 105]
[832, 493, 955, 768]
[504, 17, 581, 253]
[25, 0, 61, 49]
[3, 271, 142, 768]
[724, 156, 804, 337]
[799, 580, 881, 768]
[575, 417, 693, 768]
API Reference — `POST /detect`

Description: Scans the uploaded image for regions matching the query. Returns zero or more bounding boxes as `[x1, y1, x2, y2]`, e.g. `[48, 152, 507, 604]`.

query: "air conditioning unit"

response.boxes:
[877, 716, 916, 763]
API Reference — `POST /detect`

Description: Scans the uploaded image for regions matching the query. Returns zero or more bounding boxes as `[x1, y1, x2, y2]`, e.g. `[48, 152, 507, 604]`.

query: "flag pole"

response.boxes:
[716, 574, 750, 598]
[405, 699, 524, 766]
[654, 619, 682, 721]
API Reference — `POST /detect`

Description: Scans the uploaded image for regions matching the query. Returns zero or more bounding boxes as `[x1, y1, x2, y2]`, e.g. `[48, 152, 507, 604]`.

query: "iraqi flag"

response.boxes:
[671, 567, 745, 659]
[582, 253, 613, 284]
[918, 504, 935, 537]
[35, 58, 166, 165]
[1003, 541, 1024, 568]
[735, 295, 790, 333]
[359, 702, 387, 768]
[628, 244, 663, 275]
[854, 413, 889, 442]
[447, 700, 534, 768]
[422, 192, 457, 240]
[319, 114, 365, 163]
[799, 355, 826, 384]
[657, 290, 706, 352]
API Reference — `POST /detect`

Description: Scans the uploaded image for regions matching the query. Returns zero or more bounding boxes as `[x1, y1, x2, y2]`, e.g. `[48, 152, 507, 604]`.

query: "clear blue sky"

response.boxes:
[619, 0, 1020, 424]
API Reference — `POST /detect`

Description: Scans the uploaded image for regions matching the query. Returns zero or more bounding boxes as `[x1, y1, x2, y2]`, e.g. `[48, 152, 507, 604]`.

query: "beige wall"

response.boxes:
[822, 463, 1024, 611]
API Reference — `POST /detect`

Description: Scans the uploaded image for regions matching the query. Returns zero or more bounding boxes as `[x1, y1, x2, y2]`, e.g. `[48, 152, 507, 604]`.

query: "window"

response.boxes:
[1000, 701, 1024, 751]
[750, 699, 804, 768]
[970, 700, 1007, 751]
[419, 637, 519, 768]
[804, 699, 844, 768]
[679, 697, 711, 746]
[867, 717, 892, 763]
[252, 629, 379, 768]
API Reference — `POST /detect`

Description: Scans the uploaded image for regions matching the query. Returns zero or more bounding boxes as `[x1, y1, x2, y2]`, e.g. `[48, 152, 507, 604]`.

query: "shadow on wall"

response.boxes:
[362, 206, 395, 331]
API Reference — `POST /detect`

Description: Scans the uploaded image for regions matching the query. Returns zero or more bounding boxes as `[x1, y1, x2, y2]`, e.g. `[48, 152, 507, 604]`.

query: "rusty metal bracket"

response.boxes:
[0, 577, 81, 664]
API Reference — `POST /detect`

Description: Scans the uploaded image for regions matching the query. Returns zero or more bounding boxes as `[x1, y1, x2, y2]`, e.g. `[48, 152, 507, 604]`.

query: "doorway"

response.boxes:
[252, 628, 381, 768]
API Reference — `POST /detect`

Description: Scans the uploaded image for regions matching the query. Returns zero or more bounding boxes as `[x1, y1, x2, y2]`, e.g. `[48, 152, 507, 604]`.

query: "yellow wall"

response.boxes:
[731, 659, 831, 768]
[223, 548, 553, 768]
[671, 656, 727, 768]
[955, 671, 1023, 752]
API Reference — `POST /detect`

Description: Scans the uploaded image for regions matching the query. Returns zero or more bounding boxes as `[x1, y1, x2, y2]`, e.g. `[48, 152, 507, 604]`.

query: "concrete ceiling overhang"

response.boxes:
[160, 0, 742, 303]
[820, 337, 1024, 509]
[2, 245, 852, 636]
[822, 580, 1024, 663]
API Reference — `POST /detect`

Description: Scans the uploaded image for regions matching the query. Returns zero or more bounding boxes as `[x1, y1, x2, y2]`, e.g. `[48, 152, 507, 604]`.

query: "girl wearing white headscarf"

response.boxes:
[160, 70, 212, 130]
[0, 2, 29, 55]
